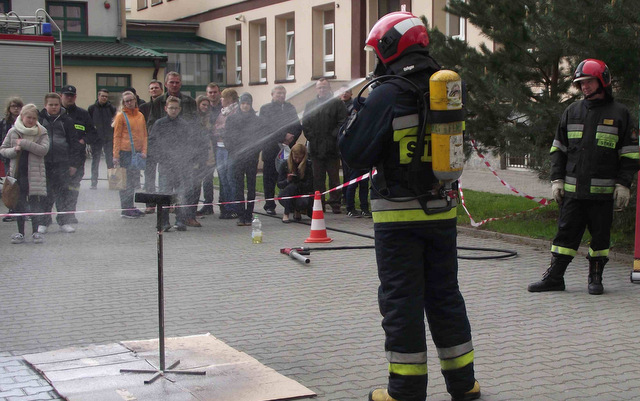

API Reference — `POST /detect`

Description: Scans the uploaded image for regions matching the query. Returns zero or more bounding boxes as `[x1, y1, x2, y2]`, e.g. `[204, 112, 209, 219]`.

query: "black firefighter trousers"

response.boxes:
[552, 197, 614, 260]
[375, 221, 476, 400]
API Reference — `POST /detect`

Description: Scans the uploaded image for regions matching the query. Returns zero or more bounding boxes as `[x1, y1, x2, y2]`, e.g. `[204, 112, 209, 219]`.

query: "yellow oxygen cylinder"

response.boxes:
[429, 70, 464, 184]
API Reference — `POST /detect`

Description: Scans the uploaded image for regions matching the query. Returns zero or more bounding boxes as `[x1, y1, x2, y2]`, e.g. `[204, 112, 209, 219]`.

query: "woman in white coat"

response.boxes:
[0, 104, 50, 244]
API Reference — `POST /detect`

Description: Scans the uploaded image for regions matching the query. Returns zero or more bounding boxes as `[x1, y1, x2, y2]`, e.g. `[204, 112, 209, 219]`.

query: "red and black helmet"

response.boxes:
[365, 11, 429, 65]
[573, 59, 611, 88]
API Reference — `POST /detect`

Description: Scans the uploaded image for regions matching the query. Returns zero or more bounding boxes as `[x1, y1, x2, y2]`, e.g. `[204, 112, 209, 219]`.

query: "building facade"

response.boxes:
[1, 0, 494, 110]
[127, 0, 494, 108]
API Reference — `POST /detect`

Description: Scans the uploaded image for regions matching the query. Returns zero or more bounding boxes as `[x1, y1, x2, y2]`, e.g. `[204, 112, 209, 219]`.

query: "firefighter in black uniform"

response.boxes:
[339, 12, 479, 401]
[60, 85, 98, 223]
[528, 59, 638, 295]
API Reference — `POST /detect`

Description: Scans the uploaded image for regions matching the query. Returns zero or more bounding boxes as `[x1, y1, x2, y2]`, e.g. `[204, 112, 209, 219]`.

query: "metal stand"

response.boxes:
[120, 193, 206, 384]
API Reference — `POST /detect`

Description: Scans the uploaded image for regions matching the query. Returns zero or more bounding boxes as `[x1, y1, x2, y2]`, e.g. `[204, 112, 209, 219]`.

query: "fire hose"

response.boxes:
[279, 245, 516, 264]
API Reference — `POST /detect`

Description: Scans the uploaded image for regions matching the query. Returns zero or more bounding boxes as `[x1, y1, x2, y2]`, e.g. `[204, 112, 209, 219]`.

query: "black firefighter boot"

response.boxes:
[588, 257, 608, 295]
[528, 255, 571, 292]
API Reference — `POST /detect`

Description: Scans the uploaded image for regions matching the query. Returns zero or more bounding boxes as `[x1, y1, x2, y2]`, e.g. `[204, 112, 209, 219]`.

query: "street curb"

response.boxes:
[457, 225, 635, 265]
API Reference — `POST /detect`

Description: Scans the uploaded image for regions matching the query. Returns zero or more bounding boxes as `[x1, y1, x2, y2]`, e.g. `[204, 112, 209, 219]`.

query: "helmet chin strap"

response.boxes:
[584, 86, 603, 99]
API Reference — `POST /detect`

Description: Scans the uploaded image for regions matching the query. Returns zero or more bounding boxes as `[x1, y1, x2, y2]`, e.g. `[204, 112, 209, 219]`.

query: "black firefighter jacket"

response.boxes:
[339, 50, 453, 227]
[550, 96, 639, 200]
[64, 103, 97, 146]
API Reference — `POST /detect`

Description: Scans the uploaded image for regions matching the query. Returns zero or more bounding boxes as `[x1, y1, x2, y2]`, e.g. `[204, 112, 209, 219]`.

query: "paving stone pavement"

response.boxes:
[1, 161, 640, 400]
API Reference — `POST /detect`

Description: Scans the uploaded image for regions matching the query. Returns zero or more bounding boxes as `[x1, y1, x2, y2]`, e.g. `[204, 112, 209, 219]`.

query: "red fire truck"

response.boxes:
[0, 12, 57, 108]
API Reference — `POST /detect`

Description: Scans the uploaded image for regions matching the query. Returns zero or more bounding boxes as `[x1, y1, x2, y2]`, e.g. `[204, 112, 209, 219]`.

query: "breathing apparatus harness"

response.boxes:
[351, 73, 460, 215]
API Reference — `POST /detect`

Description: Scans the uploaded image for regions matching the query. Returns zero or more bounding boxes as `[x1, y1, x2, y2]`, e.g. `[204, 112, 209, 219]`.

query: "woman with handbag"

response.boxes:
[1, 96, 24, 222]
[112, 91, 148, 218]
[0, 104, 50, 244]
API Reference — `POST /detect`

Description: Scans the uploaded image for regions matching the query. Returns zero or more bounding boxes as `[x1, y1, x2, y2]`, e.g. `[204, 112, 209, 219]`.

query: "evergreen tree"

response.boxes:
[424, 0, 640, 175]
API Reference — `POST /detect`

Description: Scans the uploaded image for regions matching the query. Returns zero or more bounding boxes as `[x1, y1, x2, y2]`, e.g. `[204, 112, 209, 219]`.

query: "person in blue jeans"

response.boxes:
[213, 88, 240, 219]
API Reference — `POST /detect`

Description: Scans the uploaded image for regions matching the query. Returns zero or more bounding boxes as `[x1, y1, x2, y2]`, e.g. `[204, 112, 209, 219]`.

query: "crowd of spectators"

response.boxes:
[0, 72, 371, 243]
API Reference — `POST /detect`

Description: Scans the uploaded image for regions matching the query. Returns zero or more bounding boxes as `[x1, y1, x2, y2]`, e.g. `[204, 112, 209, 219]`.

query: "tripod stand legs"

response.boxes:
[120, 359, 206, 384]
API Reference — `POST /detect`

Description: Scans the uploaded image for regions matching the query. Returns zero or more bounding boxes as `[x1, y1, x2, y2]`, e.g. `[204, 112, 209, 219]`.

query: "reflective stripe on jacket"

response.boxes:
[371, 198, 456, 223]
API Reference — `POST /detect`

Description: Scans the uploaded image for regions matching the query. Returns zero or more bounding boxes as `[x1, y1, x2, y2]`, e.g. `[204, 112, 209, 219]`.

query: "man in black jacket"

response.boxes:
[258, 85, 302, 215]
[87, 89, 116, 189]
[302, 78, 346, 214]
[61, 85, 97, 224]
[39, 93, 84, 233]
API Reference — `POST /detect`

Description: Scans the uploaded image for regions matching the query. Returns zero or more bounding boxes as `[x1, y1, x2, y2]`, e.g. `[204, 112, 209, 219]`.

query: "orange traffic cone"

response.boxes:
[305, 191, 333, 243]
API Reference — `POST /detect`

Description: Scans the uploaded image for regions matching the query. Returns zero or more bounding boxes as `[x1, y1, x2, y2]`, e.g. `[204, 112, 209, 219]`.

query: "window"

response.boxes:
[258, 23, 267, 83]
[446, 0, 466, 40]
[96, 74, 131, 104]
[163, 53, 221, 97]
[0, 0, 11, 13]
[55, 72, 67, 93]
[214, 54, 225, 85]
[137, 0, 148, 10]
[166, 53, 211, 86]
[323, 10, 335, 77]
[226, 27, 242, 85]
[151, 0, 162, 5]
[285, 18, 295, 80]
[47, 2, 87, 35]
[275, 14, 295, 82]
[235, 29, 242, 84]
[311, 5, 336, 78]
[378, 0, 401, 15]
[249, 20, 267, 84]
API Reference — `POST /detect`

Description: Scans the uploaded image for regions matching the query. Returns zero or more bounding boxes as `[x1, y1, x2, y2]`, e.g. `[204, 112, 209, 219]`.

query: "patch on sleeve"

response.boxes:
[603, 119, 614, 125]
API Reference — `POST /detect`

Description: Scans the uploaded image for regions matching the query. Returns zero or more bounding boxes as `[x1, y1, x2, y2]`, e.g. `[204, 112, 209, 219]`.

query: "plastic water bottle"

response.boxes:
[251, 214, 263, 244]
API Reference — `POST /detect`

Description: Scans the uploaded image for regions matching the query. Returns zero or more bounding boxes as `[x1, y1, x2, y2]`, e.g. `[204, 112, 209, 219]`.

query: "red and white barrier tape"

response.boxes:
[2, 160, 551, 227]
[469, 139, 551, 206]
[0, 171, 375, 218]
[458, 139, 553, 227]
[322, 169, 374, 194]
[459, 180, 550, 228]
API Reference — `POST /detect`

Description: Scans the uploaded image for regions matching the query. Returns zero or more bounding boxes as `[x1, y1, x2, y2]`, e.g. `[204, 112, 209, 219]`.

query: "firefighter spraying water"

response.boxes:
[339, 11, 480, 401]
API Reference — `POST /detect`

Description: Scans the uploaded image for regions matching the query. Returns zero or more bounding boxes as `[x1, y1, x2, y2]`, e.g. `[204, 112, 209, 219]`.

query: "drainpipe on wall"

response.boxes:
[153, 58, 161, 80]
[116, 0, 123, 41]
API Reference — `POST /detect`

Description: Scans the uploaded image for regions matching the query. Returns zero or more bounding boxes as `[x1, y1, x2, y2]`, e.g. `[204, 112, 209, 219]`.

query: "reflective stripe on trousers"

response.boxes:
[551, 197, 613, 259]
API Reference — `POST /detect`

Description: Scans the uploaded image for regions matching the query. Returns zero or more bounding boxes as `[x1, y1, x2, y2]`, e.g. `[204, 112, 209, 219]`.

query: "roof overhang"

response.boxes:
[126, 19, 200, 34]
